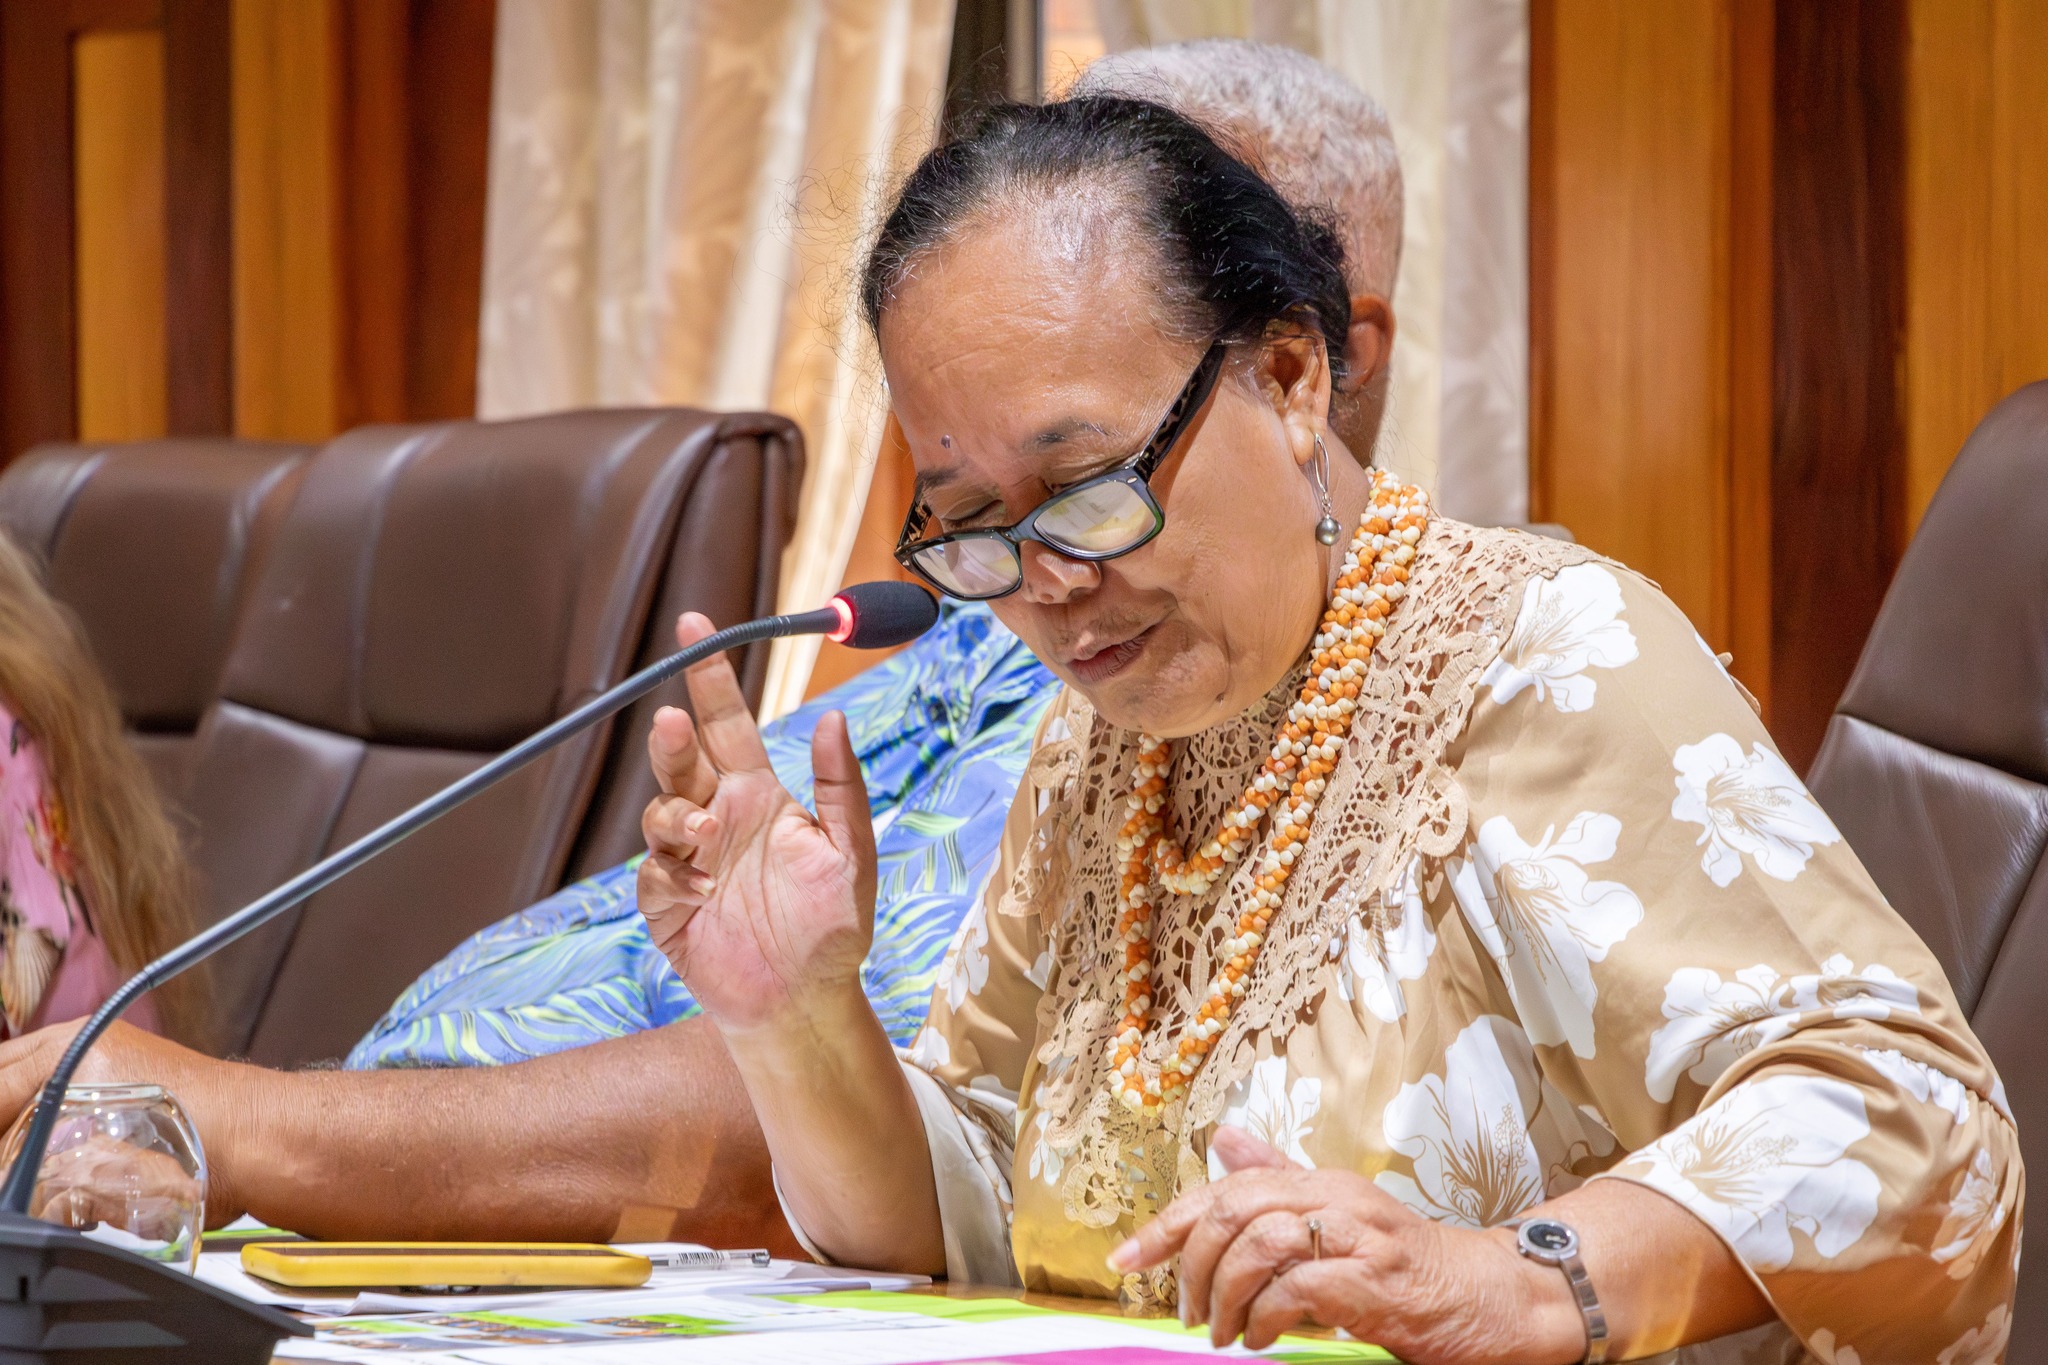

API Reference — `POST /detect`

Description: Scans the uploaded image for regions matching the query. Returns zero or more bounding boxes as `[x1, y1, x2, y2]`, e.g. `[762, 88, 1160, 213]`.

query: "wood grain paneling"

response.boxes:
[73, 27, 168, 441]
[1533, 0, 1907, 767]
[401, 0, 493, 422]
[1726, 0, 1775, 718]
[1530, 0, 1737, 649]
[1769, 0, 1905, 771]
[1904, 0, 2048, 532]
[2, 0, 167, 464]
[340, 0, 409, 427]
[164, 0, 233, 435]
[2, 1, 83, 463]
[230, 0, 342, 441]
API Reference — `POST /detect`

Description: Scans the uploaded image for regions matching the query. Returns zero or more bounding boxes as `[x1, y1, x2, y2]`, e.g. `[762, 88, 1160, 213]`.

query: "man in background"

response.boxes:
[1074, 40, 1404, 464]
[0, 40, 1408, 1246]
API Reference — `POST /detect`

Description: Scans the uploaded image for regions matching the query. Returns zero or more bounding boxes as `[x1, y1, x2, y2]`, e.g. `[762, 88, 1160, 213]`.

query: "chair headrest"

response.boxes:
[1836, 382, 2048, 783]
[0, 440, 308, 731]
[219, 409, 748, 750]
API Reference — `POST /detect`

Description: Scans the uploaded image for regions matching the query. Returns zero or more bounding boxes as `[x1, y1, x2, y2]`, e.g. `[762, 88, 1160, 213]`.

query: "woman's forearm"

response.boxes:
[720, 983, 943, 1275]
[1492, 1176, 1772, 1360]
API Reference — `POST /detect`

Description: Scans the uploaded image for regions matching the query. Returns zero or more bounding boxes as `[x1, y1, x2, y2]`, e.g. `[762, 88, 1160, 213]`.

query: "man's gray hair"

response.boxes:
[1070, 39, 1403, 301]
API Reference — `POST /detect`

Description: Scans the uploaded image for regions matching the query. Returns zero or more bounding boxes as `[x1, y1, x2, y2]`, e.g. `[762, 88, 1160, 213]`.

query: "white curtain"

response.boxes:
[1092, 0, 1530, 524]
[477, 0, 955, 716]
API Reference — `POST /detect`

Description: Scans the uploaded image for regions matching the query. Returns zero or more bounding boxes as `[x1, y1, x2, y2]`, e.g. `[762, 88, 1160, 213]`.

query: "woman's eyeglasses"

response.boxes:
[894, 342, 1228, 601]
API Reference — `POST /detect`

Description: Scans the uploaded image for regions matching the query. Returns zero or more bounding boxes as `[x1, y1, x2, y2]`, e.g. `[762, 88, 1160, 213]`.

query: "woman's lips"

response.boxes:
[1068, 625, 1156, 684]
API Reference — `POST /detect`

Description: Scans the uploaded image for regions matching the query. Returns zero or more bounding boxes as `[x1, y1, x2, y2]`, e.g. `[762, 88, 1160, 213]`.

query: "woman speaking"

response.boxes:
[634, 98, 2019, 1363]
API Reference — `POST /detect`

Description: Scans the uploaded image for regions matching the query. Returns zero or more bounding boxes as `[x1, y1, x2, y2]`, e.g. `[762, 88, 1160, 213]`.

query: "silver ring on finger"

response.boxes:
[1305, 1217, 1322, 1262]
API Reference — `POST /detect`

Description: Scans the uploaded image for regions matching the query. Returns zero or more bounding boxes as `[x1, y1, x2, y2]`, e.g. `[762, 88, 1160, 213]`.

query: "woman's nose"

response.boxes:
[1018, 542, 1099, 604]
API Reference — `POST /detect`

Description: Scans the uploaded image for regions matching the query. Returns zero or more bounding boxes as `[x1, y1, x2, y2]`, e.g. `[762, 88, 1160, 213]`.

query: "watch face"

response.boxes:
[1520, 1219, 1578, 1260]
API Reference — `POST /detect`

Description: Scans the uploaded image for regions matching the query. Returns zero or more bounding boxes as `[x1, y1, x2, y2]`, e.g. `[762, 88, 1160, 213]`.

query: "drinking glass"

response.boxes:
[0, 1082, 207, 1272]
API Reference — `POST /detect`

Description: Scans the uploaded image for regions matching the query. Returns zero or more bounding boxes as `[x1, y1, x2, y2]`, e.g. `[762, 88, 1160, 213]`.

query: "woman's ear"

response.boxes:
[1253, 326, 1332, 468]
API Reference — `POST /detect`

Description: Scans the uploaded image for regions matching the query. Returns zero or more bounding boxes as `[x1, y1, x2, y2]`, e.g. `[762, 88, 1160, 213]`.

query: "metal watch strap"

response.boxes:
[1508, 1219, 1609, 1365]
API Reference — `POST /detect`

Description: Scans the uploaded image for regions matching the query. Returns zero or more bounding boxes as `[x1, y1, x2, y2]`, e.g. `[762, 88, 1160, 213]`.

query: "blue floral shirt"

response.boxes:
[346, 601, 1056, 1069]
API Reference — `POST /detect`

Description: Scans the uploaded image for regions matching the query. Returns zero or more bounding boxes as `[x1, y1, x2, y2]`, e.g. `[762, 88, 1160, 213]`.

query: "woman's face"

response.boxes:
[879, 202, 1354, 738]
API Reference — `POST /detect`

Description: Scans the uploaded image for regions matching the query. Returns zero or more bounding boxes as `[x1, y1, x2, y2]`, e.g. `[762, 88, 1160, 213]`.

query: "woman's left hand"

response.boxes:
[1108, 1127, 1586, 1364]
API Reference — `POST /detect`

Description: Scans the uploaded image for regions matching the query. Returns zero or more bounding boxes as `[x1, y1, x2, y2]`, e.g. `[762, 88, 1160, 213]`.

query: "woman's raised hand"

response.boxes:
[637, 613, 878, 1034]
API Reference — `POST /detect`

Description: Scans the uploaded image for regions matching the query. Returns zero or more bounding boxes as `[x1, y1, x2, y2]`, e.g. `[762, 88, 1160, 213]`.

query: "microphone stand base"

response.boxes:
[0, 1213, 310, 1362]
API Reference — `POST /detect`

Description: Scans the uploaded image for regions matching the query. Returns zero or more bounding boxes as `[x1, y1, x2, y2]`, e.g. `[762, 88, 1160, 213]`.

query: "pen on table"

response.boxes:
[644, 1248, 774, 1270]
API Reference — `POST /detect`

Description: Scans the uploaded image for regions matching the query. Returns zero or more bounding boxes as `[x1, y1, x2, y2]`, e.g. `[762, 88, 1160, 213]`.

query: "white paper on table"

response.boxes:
[349, 1260, 929, 1314]
[272, 1287, 951, 1360]
[194, 1251, 360, 1313]
[424, 1315, 1270, 1362]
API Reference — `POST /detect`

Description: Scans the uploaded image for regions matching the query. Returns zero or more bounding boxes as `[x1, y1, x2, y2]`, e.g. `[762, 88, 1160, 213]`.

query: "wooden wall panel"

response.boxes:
[230, 0, 342, 441]
[227, 0, 490, 440]
[2, 2, 84, 463]
[402, 0, 493, 423]
[1768, 0, 1905, 771]
[73, 27, 168, 441]
[163, 0, 233, 435]
[1533, 0, 1906, 769]
[1530, 0, 1737, 650]
[1904, 0, 2048, 532]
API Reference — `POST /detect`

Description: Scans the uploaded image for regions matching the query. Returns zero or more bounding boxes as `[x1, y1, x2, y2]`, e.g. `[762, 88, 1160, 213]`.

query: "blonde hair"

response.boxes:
[0, 532, 203, 1043]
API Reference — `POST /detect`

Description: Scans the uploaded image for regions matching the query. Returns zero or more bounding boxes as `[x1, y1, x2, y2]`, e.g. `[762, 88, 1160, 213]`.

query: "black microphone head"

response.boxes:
[829, 581, 940, 649]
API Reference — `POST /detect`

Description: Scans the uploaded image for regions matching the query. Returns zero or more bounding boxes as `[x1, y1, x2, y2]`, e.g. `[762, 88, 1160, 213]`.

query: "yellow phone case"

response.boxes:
[240, 1241, 653, 1290]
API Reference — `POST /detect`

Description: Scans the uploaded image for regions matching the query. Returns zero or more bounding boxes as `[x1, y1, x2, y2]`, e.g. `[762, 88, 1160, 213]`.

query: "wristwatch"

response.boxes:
[1508, 1217, 1608, 1364]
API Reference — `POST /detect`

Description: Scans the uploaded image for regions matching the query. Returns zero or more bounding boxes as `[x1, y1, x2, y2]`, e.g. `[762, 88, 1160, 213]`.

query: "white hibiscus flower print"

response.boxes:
[1937, 1304, 2010, 1365]
[1336, 858, 1438, 1022]
[1376, 1016, 1590, 1228]
[1643, 958, 1922, 1101]
[907, 1025, 949, 1072]
[1024, 946, 1053, 990]
[1671, 734, 1842, 887]
[1450, 812, 1645, 1058]
[1027, 1108, 1067, 1188]
[1857, 1047, 1972, 1124]
[937, 901, 991, 1009]
[1931, 1148, 2006, 1278]
[1620, 1073, 1881, 1272]
[1481, 565, 1640, 713]
[1208, 1056, 1321, 1179]
[1809, 1329, 1862, 1365]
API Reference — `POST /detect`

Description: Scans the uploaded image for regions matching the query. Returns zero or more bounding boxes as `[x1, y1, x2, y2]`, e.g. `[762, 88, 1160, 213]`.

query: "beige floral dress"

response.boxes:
[816, 523, 2021, 1363]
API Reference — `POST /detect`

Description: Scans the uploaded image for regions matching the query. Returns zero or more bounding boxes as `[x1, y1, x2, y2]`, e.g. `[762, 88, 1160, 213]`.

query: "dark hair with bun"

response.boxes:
[862, 96, 1351, 383]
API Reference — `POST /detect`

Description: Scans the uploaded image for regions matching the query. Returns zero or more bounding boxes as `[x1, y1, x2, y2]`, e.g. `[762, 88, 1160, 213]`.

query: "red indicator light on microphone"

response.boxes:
[826, 596, 856, 643]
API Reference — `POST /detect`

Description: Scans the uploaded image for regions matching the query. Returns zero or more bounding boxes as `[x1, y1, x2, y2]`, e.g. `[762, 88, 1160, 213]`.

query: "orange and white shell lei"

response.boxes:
[1110, 469, 1430, 1111]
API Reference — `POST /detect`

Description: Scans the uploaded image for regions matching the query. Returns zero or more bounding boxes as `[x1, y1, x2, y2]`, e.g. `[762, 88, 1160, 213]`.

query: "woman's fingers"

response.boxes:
[675, 613, 775, 775]
[648, 705, 718, 806]
[1203, 1209, 1313, 1346]
[636, 853, 711, 947]
[1211, 1125, 1300, 1174]
[1174, 1177, 1317, 1325]
[641, 793, 720, 864]
[810, 711, 876, 899]
[1112, 1168, 1321, 1277]
[1240, 1259, 1349, 1352]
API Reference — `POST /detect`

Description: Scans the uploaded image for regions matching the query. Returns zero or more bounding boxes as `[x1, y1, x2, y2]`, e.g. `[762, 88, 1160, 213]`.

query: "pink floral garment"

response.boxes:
[0, 702, 156, 1038]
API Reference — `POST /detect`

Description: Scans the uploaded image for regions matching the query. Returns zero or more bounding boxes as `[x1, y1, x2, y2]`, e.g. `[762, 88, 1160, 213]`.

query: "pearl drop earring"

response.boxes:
[1310, 432, 1342, 545]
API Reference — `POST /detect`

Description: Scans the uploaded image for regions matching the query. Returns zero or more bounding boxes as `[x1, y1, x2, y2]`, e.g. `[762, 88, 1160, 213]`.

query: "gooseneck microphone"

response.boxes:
[0, 581, 935, 1362]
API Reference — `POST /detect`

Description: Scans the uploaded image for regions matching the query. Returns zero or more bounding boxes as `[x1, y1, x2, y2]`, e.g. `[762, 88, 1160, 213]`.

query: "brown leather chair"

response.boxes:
[1806, 380, 2047, 1356]
[0, 441, 310, 803]
[184, 409, 801, 1066]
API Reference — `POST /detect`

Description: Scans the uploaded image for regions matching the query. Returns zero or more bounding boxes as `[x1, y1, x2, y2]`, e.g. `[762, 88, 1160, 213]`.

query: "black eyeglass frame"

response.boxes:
[893, 341, 1230, 601]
